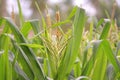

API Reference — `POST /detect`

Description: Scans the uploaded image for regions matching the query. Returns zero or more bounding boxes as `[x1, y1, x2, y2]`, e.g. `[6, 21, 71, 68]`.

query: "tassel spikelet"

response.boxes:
[46, 7, 52, 37]
[111, 0, 117, 20]
[55, 10, 61, 39]
[46, 11, 52, 28]
[56, 11, 60, 22]
[51, 10, 61, 49]
[55, 10, 62, 51]
[11, 5, 15, 23]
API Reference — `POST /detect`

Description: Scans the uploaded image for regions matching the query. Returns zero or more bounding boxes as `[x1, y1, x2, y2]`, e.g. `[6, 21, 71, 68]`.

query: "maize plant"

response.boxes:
[0, 0, 120, 80]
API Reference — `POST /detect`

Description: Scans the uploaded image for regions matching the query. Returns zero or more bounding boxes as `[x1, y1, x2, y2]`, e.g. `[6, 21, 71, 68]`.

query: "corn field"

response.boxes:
[0, 0, 120, 80]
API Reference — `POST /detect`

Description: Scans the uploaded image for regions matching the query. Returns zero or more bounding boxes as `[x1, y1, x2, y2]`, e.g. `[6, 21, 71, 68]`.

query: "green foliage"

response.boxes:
[55, 7, 86, 80]
[0, 1, 120, 80]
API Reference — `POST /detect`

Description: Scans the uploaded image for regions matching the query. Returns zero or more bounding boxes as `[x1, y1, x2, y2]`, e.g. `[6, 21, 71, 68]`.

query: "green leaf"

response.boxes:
[99, 22, 111, 39]
[21, 21, 32, 37]
[89, 21, 93, 40]
[0, 25, 12, 80]
[102, 40, 120, 72]
[29, 19, 40, 34]
[82, 40, 120, 80]
[67, 6, 77, 20]
[52, 20, 70, 28]
[105, 10, 110, 19]
[17, 0, 24, 26]
[0, 18, 3, 26]
[74, 60, 81, 77]
[35, 2, 48, 37]
[2, 17, 46, 80]
[19, 43, 43, 48]
[96, 18, 104, 28]
[11, 40, 34, 80]
[55, 7, 86, 79]
[92, 41, 107, 80]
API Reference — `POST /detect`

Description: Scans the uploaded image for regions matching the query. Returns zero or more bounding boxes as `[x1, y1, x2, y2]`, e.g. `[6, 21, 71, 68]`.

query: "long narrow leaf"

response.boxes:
[17, 0, 24, 26]
[55, 7, 86, 79]
[99, 22, 111, 39]
[2, 17, 46, 80]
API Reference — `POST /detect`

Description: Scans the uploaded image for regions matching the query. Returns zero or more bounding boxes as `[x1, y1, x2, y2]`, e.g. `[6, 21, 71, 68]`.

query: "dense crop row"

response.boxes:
[0, 0, 120, 80]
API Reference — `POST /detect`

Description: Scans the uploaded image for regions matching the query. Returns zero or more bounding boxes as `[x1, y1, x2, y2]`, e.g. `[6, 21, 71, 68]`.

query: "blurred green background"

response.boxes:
[0, 0, 120, 26]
